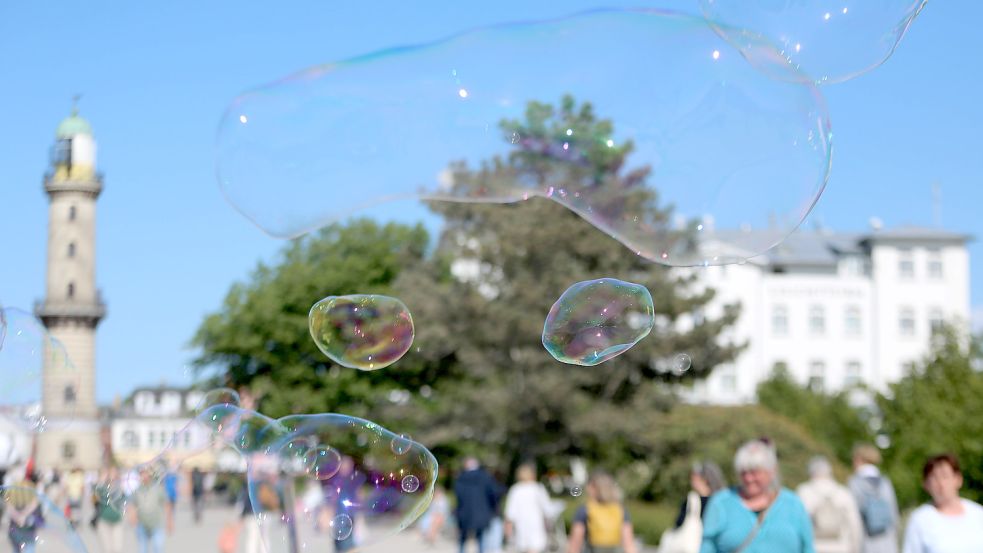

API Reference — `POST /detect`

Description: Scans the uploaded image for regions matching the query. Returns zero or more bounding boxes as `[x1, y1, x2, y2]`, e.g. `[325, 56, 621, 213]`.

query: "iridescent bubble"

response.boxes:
[192, 387, 240, 414]
[309, 295, 415, 370]
[391, 433, 413, 456]
[0, 307, 80, 433]
[217, 8, 830, 266]
[543, 279, 654, 366]
[402, 474, 421, 493]
[329, 514, 354, 541]
[673, 353, 692, 374]
[700, 0, 926, 84]
[247, 413, 438, 552]
[571, 486, 583, 497]
[1, 484, 88, 552]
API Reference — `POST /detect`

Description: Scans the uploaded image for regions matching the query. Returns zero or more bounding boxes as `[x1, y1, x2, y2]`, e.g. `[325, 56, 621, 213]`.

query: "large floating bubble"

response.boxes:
[543, 278, 655, 366]
[700, 0, 927, 84]
[246, 414, 438, 552]
[309, 295, 415, 370]
[217, 8, 831, 266]
[1, 484, 88, 552]
[0, 308, 79, 433]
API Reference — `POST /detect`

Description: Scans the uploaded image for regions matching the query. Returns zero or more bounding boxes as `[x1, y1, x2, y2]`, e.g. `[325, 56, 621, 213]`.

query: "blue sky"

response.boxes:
[1, 1, 981, 402]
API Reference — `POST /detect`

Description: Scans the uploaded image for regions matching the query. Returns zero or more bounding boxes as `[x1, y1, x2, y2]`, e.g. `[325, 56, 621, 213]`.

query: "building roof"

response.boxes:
[55, 107, 92, 139]
[862, 225, 971, 242]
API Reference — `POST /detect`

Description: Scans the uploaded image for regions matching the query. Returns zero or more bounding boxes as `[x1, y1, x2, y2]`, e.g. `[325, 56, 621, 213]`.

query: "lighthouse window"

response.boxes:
[64, 385, 77, 404]
[69, 205, 77, 221]
[68, 242, 76, 257]
[62, 441, 77, 461]
[67, 282, 75, 298]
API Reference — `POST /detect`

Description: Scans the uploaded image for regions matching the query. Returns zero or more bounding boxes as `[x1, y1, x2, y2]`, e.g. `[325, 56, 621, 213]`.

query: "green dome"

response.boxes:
[56, 114, 92, 139]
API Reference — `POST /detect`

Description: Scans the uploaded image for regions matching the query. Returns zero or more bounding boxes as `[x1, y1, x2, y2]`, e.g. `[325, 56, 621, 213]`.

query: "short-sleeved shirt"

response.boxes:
[133, 483, 168, 530]
[94, 484, 124, 524]
[902, 499, 983, 553]
[574, 501, 631, 549]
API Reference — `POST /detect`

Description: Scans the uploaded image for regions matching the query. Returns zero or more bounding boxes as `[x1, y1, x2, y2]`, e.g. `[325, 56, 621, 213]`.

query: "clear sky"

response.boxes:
[1, 2, 981, 402]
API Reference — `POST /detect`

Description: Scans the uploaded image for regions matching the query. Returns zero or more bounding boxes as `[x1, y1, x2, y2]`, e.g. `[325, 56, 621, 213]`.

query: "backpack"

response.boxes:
[586, 501, 624, 548]
[858, 478, 892, 536]
[811, 493, 844, 541]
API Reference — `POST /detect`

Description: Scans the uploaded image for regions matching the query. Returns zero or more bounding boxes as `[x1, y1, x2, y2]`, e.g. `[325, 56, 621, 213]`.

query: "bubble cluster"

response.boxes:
[0, 307, 80, 433]
[217, 8, 831, 266]
[700, 0, 926, 84]
[543, 279, 655, 366]
[309, 294, 415, 370]
[1, 485, 87, 552]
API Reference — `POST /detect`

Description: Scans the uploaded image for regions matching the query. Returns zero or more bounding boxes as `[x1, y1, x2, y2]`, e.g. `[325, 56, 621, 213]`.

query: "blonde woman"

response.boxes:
[504, 464, 552, 553]
[567, 471, 638, 553]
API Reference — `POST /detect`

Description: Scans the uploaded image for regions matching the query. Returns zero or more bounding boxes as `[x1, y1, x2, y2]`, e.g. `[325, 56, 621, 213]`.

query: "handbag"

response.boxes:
[733, 501, 772, 553]
[657, 492, 703, 553]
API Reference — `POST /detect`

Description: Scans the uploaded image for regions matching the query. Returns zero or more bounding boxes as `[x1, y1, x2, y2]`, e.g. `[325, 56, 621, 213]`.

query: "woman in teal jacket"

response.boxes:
[701, 439, 815, 553]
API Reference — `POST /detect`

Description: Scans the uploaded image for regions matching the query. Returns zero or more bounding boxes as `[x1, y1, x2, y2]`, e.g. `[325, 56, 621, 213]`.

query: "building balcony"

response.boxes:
[34, 293, 107, 326]
[42, 172, 104, 198]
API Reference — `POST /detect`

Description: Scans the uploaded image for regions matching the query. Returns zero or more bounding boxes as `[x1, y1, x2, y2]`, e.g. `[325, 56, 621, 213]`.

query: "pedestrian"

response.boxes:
[504, 463, 552, 553]
[130, 466, 173, 553]
[93, 466, 125, 553]
[454, 457, 503, 553]
[660, 461, 727, 553]
[419, 485, 450, 545]
[901, 453, 983, 553]
[163, 466, 179, 511]
[566, 470, 639, 553]
[191, 467, 206, 524]
[847, 444, 899, 553]
[797, 456, 863, 553]
[323, 456, 364, 553]
[700, 439, 815, 552]
[242, 473, 277, 553]
[3, 474, 42, 553]
[64, 466, 86, 527]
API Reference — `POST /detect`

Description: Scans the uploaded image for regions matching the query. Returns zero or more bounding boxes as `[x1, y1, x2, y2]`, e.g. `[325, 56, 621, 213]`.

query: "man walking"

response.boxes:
[454, 457, 503, 553]
[798, 456, 863, 553]
[848, 445, 900, 553]
[131, 466, 173, 553]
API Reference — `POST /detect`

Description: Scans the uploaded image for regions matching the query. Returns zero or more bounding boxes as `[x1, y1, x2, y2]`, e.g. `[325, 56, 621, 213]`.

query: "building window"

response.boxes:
[928, 308, 944, 334]
[63, 385, 76, 404]
[844, 361, 862, 388]
[67, 282, 75, 298]
[772, 360, 789, 376]
[62, 441, 76, 461]
[123, 430, 139, 449]
[927, 249, 943, 279]
[184, 432, 191, 447]
[899, 307, 916, 337]
[160, 431, 168, 446]
[808, 361, 826, 392]
[809, 305, 826, 335]
[772, 305, 788, 336]
[69, 205, 77, 221]
[148, 431, 155, 447]
[844, 306, 861, 336]
[898, 247, 914, 278]
[68, 242, 76, 258]
[720, 368, 737, 392]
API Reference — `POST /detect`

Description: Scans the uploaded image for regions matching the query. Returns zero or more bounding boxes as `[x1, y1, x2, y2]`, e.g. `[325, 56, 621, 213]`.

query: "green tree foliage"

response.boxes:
[756, 366, 874, 465]
[191, 220, 430, 418]
[878, 326, 983, 508]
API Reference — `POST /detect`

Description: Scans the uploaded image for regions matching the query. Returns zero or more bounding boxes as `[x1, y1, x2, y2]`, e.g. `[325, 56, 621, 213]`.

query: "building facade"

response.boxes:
[685, 225, 971, 404]
[35, 105, 106, 469]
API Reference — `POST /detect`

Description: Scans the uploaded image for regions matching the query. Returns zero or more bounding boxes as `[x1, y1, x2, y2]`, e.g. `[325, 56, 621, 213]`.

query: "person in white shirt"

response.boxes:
[504, 464, 552, 553]
[797, 456, 863, 553]
[902, 453, 983, 553]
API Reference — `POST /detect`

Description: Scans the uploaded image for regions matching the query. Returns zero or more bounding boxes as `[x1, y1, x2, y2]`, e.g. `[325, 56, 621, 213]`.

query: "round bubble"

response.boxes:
[1, 484, 88, 552]
[0, 308, 80, 433]
[543, 279, 655, 366]
[402, 475, 421, 493]
[391, 433, 413, 456]
[246, 414, 438, 552]
[329, 514, 354, 541]
[571, 486, 583, 497]
[700, 0, 926, 84]
[673, 353, 693, 374]
[309, 295, 415, 370]
[217, 8, 831, 266]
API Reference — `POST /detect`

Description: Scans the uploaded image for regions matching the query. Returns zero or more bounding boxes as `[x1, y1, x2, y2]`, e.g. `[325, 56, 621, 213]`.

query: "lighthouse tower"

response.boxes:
[34, 101, 105, 470]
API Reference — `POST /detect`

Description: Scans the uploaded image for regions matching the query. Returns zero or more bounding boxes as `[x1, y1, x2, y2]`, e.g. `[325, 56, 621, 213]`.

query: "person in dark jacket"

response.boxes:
[454, 457, 503, 553]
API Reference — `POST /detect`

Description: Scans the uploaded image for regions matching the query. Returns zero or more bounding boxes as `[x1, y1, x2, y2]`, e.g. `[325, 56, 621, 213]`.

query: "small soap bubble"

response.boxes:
[402, 474, 421, 493]
[543, 279, 655, 366]
[304, 445, 342, 480]
[571, 486, 583, 497]
[309, 294, 415, 370]
[391, 433, 413, 456]
[329, 514, 354, 540]
[673, 353, 693, 374]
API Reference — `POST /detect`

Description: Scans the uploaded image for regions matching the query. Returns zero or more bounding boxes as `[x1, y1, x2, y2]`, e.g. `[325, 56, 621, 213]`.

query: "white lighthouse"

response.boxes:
[34, 101, 105, 470]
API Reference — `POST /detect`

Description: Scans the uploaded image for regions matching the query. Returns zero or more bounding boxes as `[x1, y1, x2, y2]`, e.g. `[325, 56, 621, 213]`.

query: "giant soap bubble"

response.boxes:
[217, 8, 831, 266]
[309, 294, 415, 370]
[0, 308, 80, 433]
[700, 0, 927, 84]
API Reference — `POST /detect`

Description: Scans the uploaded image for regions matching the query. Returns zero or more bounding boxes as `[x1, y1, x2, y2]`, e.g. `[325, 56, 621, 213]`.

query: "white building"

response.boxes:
[686, 224, 971, 404]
